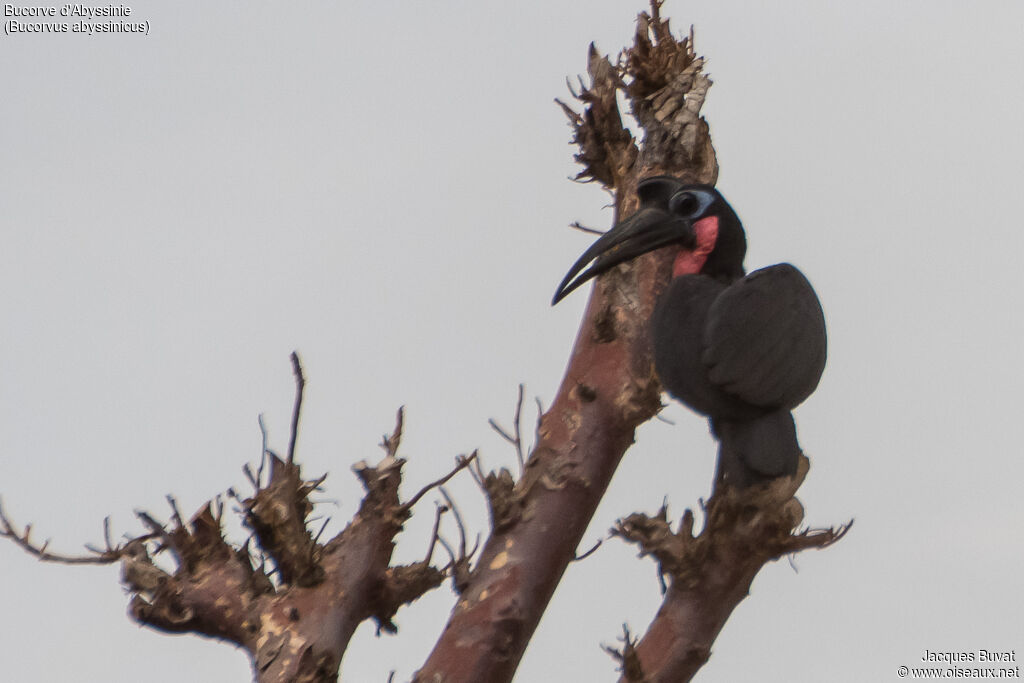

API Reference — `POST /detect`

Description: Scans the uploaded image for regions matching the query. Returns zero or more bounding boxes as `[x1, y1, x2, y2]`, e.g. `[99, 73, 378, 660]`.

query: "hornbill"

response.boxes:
[552, 177, 826, 488]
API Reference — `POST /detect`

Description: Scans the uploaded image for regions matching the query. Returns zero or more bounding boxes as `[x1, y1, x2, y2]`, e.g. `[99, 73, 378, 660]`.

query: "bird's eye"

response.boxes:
[670, 191, 701, 216]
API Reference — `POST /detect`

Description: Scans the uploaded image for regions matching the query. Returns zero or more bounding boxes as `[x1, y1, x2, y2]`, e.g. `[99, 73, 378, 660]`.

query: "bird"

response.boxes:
[552, 176, 826, 488]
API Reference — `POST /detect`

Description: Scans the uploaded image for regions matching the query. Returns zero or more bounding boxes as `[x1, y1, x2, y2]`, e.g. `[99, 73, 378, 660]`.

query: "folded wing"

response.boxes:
[702, 263, 826, 409]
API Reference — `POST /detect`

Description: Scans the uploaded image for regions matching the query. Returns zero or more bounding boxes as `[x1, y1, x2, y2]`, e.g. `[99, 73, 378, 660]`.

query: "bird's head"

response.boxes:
[552, 177, 746, 305]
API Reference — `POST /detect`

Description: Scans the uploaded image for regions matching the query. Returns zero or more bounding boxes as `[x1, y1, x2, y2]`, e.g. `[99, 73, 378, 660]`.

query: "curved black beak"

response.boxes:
[552, 208, 695, 305]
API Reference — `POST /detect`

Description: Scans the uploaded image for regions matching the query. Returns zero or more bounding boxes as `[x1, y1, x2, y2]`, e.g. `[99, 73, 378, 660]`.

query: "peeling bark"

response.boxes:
[413, 5, 720, 682]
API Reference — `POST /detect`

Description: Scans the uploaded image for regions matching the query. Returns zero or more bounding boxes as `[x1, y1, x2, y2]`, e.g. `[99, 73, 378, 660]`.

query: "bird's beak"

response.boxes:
[552, 208, 695, 305]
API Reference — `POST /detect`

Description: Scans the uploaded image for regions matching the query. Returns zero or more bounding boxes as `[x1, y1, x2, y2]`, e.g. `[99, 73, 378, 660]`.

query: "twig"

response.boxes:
[785, 519, 854, 553]
[512, 384, 525, 474]
[572, 538, 603, 562]
[257, 413, 269, 487]
[402, 452, 478, 512]
[166, 495, 184, 530]
[0, 498, 123, 565]
[302, 473, 329, 497]
[381, 407, 404, 457]
[488, 384, 527, 476]
[487, 420, 516, 448]
[439, 486, 468, 560]
[436, 534, 458, 572]
[226, 487, 245, 507]
[464, 450, 486, 491]
[288, 351, 305, 465]
[135, 510, 177, 562]
[424, 503, 447, 565]
[570, 221, 606, 235]
[243, 463, 259, 490]
[603, 624, 644, 681]
[312, 517, 332, 547]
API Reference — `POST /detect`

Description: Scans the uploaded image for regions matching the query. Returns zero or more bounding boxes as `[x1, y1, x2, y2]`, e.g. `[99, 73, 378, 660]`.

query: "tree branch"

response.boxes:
[413, 6, 717, 681]
[612, 457, 852, 682]
[0, 499, 125, 565]
[2, 380, 471, 683]
[402, 451, 478, 513]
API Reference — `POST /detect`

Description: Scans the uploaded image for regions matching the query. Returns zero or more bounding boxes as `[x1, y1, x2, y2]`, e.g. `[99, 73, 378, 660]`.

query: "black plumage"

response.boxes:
[553, 177, 826, 487]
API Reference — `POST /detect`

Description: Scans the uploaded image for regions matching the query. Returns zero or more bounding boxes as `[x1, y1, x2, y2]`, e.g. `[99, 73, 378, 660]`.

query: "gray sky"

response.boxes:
[2, 2, 1022, 681]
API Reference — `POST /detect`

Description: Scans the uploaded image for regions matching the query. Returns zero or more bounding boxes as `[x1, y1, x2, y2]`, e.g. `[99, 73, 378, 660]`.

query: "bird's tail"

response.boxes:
[711, 410, 801, 488]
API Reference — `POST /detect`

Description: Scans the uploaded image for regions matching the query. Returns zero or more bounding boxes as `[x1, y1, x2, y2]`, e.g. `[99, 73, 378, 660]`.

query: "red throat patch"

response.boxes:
[673, 216, 719, 276]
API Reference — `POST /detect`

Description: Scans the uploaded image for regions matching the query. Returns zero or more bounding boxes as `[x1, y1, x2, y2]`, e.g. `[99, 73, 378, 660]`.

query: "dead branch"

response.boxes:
[129, 402, 462, 682]
[439, 486, 476, 594]
[380, 407, 405, 458]
[439, 486, 469, 561]
[488, 384, 527, 476]
[240, 453, 324, 587]
[625, 0, 717, 178]
[423, 503, 446, 566]
[402, 451, 479, 513]
[604, 624, 646, 683]
[287, 351, 305, 465]
[125, 504, 259, 645]
[570, 220, 606, 236]
[572, 538, 603, 562]
[413, 5, 717, 680]
[257, 413, 269, 485]
[0, 498, 125, 565]
[2, 366, 475, 683]
[612, 457, 852, 682]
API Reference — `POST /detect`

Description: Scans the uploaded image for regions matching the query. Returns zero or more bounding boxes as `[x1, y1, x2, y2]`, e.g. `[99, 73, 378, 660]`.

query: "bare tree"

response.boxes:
[2, 3, 848, 682]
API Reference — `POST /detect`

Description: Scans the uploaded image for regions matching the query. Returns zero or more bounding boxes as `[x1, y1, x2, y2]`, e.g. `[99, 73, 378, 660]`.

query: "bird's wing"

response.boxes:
[702, 263, 827, 409]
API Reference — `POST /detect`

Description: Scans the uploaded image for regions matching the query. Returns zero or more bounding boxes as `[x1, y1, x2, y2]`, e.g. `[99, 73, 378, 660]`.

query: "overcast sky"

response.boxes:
[2, 2, 1023, 682]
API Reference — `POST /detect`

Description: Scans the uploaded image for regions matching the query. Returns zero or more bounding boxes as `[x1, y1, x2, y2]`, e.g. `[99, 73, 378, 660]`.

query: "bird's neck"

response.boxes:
[673, 216, 719, 277]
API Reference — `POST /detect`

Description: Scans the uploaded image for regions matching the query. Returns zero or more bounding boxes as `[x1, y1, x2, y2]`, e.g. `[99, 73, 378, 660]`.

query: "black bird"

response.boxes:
[552, 177, 826, 487]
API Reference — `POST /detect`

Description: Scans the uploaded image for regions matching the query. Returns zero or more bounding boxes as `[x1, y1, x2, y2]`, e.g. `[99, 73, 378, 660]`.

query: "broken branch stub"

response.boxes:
[625, 1, 717, 178]
[243, 454, 324, 588]
[558, 43, 638, 189]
